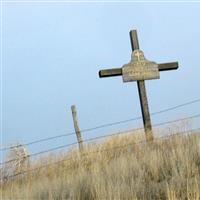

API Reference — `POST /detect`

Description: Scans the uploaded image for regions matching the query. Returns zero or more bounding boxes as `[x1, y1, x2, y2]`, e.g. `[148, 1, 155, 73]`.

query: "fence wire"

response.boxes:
[1, 98, 200, 151]
[1, 114, 200, 166]
[5, 128, 200, 179]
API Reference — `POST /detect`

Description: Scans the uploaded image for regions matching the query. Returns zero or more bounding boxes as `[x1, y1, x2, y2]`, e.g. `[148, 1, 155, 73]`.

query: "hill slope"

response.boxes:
[1, 132, 200, 200]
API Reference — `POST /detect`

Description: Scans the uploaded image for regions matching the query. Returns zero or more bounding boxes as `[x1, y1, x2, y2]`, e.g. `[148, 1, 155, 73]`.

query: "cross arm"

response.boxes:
[158, 62, 179, 71]
[99, 62, 178, 78]
[99, 68, 122, 78]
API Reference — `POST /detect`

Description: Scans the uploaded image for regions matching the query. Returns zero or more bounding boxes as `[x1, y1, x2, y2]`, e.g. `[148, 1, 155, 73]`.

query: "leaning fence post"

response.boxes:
[71, 105, 83, 151]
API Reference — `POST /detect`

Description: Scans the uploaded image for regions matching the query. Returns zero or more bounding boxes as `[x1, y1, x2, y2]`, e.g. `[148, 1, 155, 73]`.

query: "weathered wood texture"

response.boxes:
[99, 62, 178, 78]
[130, 30, 154, 142]
[122, 50, 160, 82]
[71, 105, 83, 151]
[98, 29, 179, 143]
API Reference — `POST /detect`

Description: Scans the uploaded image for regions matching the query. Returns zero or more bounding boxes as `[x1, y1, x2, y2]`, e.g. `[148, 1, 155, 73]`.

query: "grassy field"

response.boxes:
[1, 130, 200, 200]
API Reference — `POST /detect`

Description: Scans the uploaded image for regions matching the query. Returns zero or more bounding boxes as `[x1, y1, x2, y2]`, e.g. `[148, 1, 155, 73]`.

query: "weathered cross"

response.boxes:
[99, 30, 178, 142]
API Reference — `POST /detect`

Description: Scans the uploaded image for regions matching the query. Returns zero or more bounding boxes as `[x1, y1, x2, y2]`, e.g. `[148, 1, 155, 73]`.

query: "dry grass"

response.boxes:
[1, 131, 200, 200]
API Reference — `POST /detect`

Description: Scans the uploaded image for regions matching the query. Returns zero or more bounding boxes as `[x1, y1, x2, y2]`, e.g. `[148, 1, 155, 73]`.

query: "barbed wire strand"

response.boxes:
[1, 98, 200, 151]
[1, 113, 200, 166]
[5, 128, 200, 179]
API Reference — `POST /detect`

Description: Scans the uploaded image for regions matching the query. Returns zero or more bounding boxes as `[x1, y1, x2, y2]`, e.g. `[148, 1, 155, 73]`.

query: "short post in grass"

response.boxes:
[99, 29, 179, 142]
[71, 105, 83, 151]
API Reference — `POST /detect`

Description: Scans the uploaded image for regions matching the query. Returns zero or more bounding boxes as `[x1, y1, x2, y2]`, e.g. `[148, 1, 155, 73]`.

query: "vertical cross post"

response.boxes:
[130, 30, 154, 142]
[71, 105, 83, 151]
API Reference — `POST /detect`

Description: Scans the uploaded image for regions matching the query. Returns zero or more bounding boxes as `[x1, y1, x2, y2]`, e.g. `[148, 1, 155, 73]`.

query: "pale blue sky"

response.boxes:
[1, 2, 200, 155]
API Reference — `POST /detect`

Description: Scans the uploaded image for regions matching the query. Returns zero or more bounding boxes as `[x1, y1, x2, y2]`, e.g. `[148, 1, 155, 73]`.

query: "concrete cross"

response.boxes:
[99, 30, 179, 142]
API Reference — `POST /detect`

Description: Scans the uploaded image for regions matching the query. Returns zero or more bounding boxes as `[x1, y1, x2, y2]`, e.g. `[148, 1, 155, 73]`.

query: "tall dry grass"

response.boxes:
[1, 131, 200, 200]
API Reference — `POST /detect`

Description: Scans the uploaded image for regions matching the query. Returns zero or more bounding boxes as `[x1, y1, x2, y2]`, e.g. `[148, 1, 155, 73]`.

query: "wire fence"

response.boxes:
[1, 113, 200, 166]
[1, 97, 200, 151]
[5, 128, 200, 179]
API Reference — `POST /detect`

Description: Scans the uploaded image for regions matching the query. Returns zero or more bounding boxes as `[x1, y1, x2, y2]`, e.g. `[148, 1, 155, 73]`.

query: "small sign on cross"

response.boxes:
[122, 50, 160, 82]
[99, 30, 179, 142]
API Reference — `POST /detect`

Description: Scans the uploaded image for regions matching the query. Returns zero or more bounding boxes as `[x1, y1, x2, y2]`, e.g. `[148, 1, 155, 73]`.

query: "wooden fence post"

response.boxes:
[71, 105, 83, 151]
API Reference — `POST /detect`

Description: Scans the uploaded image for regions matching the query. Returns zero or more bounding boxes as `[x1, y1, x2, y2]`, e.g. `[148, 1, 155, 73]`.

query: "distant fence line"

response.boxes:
[5, 128, 200, 179]
[1, 114, 200, 166]
[1, 97, 200, 152]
